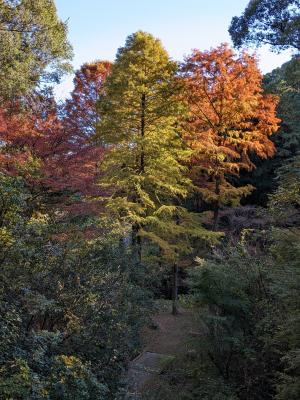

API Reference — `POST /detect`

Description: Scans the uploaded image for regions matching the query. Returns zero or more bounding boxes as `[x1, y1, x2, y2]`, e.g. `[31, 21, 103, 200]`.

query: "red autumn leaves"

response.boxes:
[0, 45, 279, 219]
[0, 61, 111, 212]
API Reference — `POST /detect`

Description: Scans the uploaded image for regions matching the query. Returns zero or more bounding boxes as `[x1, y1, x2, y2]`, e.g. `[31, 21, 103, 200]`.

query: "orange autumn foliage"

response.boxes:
[182, 44, 280, 228]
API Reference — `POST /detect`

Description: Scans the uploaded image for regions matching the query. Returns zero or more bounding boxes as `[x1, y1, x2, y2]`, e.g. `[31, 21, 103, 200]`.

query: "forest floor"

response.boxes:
[126, 304, 198, 399]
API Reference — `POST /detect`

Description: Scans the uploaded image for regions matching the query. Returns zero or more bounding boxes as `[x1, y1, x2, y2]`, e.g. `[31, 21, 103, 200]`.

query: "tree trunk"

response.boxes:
[213, 175, 221, 231]
[172, 262, 179, 315]
[158, 246, 162, 270]
[213, 206, 219, 231]
[131, 93, 146, 264]
[119, 236, 126, 271]
[140, 93, 146, 173]
[132, 224, 142, 265]
[137, 233, 142, 263]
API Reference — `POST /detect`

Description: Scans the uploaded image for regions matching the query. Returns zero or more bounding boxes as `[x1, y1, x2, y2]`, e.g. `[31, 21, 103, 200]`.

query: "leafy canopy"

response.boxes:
[0, 0, 73, 100]
[229, 0, 300, 52]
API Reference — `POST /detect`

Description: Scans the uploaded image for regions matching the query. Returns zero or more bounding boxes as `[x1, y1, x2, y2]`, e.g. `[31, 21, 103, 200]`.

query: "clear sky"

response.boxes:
[54, 0, 293, 99]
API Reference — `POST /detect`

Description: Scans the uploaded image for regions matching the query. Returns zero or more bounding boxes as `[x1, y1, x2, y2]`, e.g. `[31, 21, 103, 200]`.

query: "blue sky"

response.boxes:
[54, 0, 293, 99]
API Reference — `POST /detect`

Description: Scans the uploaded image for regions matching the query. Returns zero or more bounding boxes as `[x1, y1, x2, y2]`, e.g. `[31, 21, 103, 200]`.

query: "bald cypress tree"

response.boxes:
[95, 31, 216, 313]
[96, 31, 189, 252]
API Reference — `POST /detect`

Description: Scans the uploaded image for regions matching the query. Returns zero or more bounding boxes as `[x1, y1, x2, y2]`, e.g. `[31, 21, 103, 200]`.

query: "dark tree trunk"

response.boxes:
[137, 233, 142, 263]
[172, 262, 179, 315]
[140, 93, 146, 173]
[158, 246, 162, 270]
[213, 207, 219, 231]
[213, 175, 221, 231]
[131, 93, 146, 264]
[119, 236, 127, 271]
[132, 224, 142, 264]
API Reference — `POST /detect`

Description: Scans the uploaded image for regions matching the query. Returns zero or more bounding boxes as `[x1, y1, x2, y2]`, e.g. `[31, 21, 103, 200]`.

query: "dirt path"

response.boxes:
[142, 307, 196, 355]
[126, 307, 197, 399]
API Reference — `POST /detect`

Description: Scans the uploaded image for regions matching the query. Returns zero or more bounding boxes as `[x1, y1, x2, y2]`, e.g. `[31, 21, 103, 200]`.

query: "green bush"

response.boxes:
[0, 174, 151, 399]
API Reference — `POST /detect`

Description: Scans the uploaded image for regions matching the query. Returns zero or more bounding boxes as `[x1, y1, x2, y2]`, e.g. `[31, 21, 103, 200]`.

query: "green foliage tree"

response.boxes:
[0, 0, 73, 101]
[240, 58, 300, 205]
[229, 0, 300, 52]
[264, 60, 300, 156]
[269, 156, 300, 400]
[264, 59, 300, 155]
[0, 173, 150, 399]
[163, 158, 300, 400]
[189, 246, 277, 400]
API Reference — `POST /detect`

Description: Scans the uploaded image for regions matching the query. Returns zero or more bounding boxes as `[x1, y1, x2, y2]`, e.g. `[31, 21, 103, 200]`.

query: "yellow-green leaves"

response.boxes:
[96, 31, 191, 234]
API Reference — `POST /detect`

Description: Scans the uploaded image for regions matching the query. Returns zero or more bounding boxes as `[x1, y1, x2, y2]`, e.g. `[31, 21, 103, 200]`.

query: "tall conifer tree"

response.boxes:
[95, 32, 216, 313]
[182, 44, 280, 229]
[95, 31, 189, 254]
